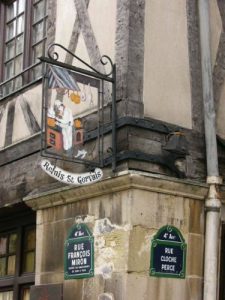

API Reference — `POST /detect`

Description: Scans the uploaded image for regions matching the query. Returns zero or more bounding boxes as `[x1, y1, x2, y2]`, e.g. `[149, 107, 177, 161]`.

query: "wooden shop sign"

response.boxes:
[64, 223, 94, 279]
[150, 225, 187, 279]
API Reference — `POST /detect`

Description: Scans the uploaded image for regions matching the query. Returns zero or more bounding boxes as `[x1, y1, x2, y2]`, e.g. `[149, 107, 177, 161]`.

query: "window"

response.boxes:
[0, 205, 36, 300]
[0, 0, 47, 99]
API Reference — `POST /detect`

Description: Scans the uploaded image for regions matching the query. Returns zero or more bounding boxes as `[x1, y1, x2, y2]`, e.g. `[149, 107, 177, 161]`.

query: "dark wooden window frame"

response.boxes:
[0, 205, 36, 300]
[0, 0, 47, 100]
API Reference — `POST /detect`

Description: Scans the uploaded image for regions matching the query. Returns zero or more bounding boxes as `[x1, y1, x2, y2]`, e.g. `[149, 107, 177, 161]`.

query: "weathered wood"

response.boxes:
[56, 0, 90, 101]
[115, 0, 145, 117]
[0, 103, 6, 125]
[1, 111, 225, 207]
[4, 100, 15, 147]
[186, 0, 204, 132]
[66, 0, 90, 64]
[74, 0, 105, 72]
[20, 96, 40, 134]
[73, 0, 111, 102]
[0, 134, 40, 167]
[46, 0, 57, 48]
[0, 151, 61, 207]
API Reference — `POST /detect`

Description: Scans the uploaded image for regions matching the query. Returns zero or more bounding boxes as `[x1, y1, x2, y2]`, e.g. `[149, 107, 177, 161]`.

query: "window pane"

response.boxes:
[7, 2, 17, 21]
[7, 255, 16, 275]
[0, 291, 13, 300]
[15, 76, 23, 89]
[23, 252, 35, 273]
[25, 229, 35, 251]
[17, 15, 24, 35]
[32, 43, 44, 62]
[0, 258, 6, 276]
[5, 61, 14, 80]
[18, 0, 25, 14]
[32, 64, 42, 80]
[2, 81, 14, 97]
[6, 21, 16, 40]
[5, 40, 15, 61]
[0, 237, 7, 255]
[32, 22, 44, 44]
[33, 0, 45, 22]
[21, 288, 30, 300]
[9, 233, 17, 254]
[16, 34, 24, 55]
[15, 55, 23, 74]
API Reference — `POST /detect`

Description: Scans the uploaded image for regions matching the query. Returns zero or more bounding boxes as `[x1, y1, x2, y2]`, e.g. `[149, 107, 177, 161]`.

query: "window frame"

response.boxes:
[0, 0, 47, 100]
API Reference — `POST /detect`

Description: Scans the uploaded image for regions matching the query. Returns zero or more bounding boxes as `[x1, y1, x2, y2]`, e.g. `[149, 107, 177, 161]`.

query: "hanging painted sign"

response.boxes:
[40, 159, 103, 185]
[40, 44, 116, 167]
[64, 223, 94, 279]
[150, 225, 187, 279]
[40, 44, 116, 183]
[43, 63, 103, 163]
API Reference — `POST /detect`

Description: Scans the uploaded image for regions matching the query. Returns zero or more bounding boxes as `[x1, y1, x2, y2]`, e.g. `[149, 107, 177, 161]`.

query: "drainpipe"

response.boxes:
[198, 1, 222, 300]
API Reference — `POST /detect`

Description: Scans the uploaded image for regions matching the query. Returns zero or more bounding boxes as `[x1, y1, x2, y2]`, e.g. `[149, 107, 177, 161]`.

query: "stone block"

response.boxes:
[126, 273, 148, 300]
[186, 277, 203, 300]
[98, 293, 114, 300]
[39, 221, 65, 273]
[187, 233, 204, 276]
[82, 276, 105, 300]
[104, 272, 126, 300]
[131, 189, 188, 232]
[63, 280, 83, 300]
[128, 226, 150, 272]
[38, 272, 64, 285]
[146, 276, 189, 300]
[30, 284, 63, 300]
[189, 199, 204, 234]
[94, 225, 130, 277]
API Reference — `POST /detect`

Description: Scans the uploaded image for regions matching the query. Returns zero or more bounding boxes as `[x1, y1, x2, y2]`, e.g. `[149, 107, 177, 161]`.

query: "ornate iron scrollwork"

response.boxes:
[47, 43, 114, 77]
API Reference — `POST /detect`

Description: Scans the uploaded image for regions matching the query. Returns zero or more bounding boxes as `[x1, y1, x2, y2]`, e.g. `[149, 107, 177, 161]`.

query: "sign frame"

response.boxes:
[150, 225, 187, 279]
[39, 42, 117, 171]
[64, 223, 94, 280]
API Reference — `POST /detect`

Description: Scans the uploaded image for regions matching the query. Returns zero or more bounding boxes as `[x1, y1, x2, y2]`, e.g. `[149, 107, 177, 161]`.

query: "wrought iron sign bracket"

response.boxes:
[39, 43, 117, 174]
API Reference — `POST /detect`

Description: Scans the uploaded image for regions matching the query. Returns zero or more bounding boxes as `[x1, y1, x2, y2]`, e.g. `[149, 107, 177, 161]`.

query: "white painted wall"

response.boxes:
[143, 0, 192, 129]
[55, 0, 116, 68]
[209, 0, 225, 139]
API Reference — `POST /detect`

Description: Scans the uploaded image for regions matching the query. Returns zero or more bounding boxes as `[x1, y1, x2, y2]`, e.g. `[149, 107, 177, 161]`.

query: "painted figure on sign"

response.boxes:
[54, 100, 73, 151]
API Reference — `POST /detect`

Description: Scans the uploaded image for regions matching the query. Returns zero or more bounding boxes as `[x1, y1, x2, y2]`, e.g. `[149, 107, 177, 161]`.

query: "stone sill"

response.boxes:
[23, 170, 212, 211]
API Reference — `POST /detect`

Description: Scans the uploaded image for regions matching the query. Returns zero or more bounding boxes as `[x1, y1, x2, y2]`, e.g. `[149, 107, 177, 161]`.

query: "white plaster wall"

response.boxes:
[217, 82, 225, 139]
[143, 0, 192, 129]
[25, 85, 42, 127]
[55, 0, 76, 62]
[12, 99, 31, 143]
[209, 0, 222, 66]
[55, 0, 116, 69]
[209, 1, 225, 139]
[88, 0, 116, 62]
[0, 85, 42, 150]
[12, 86, 42, 144]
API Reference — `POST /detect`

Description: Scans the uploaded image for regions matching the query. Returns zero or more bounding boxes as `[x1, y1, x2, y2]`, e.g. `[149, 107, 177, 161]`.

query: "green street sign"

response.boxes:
[64, 223, 94, 279]
[150, 225, 187, 279]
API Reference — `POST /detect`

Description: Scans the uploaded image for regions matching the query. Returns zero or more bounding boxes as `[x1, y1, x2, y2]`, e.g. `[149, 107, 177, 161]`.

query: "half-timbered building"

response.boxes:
[0, 0, 225, 299]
